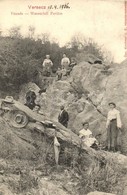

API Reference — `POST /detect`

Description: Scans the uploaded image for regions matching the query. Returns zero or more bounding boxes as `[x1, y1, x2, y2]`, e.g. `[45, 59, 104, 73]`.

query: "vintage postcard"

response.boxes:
[0, 0, 127, 195]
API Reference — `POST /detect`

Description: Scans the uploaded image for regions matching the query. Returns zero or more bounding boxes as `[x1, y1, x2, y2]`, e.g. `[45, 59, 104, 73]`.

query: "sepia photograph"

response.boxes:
[0, 0, 127, 194]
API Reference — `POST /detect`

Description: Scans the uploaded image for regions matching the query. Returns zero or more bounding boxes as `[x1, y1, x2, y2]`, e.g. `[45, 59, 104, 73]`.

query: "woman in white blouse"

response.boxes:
[42, 55, 53, 76]
[106, 102, 122, 152]
[61, 54, 70, 70]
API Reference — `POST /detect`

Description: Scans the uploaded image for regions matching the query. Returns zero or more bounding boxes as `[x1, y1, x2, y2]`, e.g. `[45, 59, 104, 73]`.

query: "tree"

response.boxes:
[9, 26, 22, 39]
[66, 33, 113, 64]
[39, 33, 50, 44]
[28, 25, 35, 39]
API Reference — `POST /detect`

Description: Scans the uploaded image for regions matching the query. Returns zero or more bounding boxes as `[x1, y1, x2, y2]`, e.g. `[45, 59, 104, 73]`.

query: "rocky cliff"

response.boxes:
[23, 60, 127, 153]
[12, 58, 127, 195]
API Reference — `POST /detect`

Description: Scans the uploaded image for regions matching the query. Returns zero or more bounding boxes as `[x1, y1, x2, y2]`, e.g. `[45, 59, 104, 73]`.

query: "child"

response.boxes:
[68, 58, 77, 75]
[61, 67, 67, 77]
[56, 68, 62, 80]
[33, 104, 44, 115]
[33, 105, 41, 113]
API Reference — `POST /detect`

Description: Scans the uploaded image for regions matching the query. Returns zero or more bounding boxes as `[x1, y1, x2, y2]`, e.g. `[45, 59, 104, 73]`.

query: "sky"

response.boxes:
[0, 0, 125, 63]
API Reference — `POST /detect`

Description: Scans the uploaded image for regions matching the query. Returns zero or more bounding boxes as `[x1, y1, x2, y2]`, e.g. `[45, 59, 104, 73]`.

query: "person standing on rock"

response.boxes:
[61, 54, 70, 70]
[106, 102, 122, 152]
[58, 106, 69, 128]
[42, 54, 53, 76]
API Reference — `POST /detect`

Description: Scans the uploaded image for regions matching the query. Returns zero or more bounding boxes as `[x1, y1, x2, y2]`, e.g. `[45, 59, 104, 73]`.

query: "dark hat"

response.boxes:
[108, 102, 116, 107]
[82, 122, 89, 126]
[60, 105, 65, 109]
[38, 89, 44, 94]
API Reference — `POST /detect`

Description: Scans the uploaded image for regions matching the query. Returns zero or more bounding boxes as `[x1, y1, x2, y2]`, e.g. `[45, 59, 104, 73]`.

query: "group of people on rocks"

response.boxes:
[57, 103, 122, 153]
[23, 87, 122, 167]
[24, 88, 122, 153]
[42, 54, 77, 78]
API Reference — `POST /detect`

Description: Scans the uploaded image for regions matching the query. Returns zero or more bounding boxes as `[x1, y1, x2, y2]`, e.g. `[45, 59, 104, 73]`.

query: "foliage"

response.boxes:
[67, 33, 113, 64]
[0, 28, 113, 94]
[8, 26, 22, 39]
[0, 122, 125, 195]
[53, 142, 125, 195]
[0, 36, 72, 93]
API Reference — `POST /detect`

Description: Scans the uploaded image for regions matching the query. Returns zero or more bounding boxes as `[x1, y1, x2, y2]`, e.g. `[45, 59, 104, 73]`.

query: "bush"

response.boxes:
[0, 36, 75, 93]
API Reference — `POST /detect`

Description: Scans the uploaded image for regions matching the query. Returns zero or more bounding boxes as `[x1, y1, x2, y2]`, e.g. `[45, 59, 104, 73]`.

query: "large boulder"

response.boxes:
[37, 62, 108, 136]
[98, 61, 127, 153]
[38, 178, 69, 195]
[0, 117, 36, 160]
[36, 60, 127, 153]
[0, 184, 14, 195]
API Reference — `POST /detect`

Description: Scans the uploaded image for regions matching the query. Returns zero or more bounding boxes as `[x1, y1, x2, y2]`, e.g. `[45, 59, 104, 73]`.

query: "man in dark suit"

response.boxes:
[58, 106, 69, 128]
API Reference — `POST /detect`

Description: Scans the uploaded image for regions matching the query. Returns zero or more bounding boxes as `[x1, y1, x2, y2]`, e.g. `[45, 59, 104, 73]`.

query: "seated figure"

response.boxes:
[24, 88, 36, 110]
[79, 122, 98, 149]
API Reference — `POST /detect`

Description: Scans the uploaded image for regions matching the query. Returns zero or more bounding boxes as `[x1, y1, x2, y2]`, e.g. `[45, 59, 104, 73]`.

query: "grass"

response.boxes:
[0, 117, 126, 195]
[73, 151, 126, 195]
[0, 147, 126, 195]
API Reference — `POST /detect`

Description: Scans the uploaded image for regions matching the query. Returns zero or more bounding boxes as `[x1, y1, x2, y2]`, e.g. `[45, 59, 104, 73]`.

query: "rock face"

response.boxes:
[0, 184, 14, 195]
[98, 61, 127, 153]
[34, 60, 127, 153]
[38, 178, 69, 195]
[0, 117, 36, 160]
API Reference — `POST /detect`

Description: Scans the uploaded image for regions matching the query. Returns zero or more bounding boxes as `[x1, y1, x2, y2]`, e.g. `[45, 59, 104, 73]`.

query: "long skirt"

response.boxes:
[107, 119, 121, 151]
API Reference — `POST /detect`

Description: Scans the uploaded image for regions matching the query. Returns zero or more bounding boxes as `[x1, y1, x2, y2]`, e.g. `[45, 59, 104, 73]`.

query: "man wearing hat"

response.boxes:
[58, 105, 69, 128]
[106, 102, 122, 152]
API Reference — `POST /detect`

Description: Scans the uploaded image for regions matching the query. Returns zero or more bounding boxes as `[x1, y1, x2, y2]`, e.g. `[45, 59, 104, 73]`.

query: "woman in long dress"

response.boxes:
[106, 102, 122, 152]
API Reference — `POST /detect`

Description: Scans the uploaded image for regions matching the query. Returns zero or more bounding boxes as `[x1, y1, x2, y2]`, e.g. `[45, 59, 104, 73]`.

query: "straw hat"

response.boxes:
[4, 96, 14, 103]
